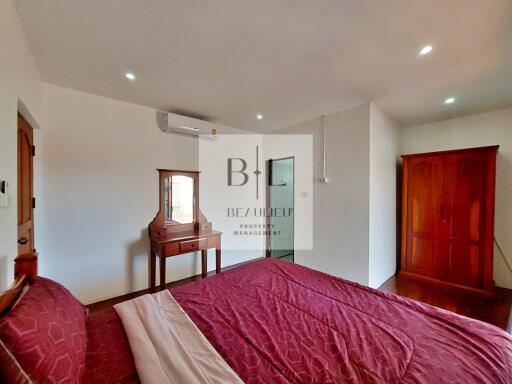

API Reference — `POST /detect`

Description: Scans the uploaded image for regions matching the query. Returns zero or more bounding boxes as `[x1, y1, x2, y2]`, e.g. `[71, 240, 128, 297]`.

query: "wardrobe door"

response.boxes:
[441, 151, 488, 288]
[404, 156, 444, 277]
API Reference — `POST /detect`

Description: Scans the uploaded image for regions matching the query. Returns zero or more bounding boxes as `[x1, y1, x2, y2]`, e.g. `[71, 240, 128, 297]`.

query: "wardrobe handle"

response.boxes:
[439, 205, 450, 220]
[445, 205, 451, 219]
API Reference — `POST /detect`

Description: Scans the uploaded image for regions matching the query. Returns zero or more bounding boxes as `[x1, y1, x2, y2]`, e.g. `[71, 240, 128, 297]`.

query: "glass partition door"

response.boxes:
[267, 157, 294, 262]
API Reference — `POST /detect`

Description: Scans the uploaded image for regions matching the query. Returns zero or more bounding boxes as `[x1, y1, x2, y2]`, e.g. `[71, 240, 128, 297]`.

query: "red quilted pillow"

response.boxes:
[0, 277, 87, 383]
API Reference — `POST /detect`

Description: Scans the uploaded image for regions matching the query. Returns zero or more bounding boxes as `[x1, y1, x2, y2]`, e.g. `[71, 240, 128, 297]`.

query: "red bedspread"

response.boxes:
[170, 258, 512, 384]
[85, 308, 140, 384]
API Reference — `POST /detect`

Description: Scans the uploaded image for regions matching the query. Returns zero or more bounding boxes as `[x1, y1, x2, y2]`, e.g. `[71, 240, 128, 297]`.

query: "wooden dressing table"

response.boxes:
[148, 169, 222, 291]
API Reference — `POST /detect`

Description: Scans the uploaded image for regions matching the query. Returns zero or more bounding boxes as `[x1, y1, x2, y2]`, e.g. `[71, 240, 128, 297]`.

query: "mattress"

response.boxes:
[85, 258, 512, 383]
[171, 258, 512, 383]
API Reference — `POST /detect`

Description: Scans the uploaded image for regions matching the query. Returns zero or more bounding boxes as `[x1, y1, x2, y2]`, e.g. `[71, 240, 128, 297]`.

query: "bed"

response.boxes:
[1, 257, 511, 383]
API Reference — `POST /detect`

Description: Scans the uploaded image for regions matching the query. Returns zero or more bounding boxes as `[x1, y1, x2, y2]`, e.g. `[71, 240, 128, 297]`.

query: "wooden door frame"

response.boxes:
[265, 156, 295, 260]
[17, 113, 35, 255]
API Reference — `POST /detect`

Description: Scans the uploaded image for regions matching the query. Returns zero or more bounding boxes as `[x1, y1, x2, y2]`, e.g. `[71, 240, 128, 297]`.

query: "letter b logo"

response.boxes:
[227, 158, 249, 186]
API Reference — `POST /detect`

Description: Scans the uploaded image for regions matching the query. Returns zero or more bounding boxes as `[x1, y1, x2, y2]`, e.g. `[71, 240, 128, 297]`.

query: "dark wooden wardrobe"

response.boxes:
[400, 146, 498, 295]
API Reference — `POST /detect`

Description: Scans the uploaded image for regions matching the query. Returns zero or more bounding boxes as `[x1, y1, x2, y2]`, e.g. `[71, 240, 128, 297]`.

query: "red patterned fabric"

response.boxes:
[171, 258, 512, 384]
[0, 277, 87, 383]
[84, 308, 139, 384]
[0, 339, 31, 384]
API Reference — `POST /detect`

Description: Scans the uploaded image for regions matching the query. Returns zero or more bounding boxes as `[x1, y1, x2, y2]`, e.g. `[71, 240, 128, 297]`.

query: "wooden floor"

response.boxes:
[379, 274, 512, 332]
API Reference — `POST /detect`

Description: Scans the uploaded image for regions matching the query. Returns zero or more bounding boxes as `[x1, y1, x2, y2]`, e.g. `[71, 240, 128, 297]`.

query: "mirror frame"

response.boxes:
[152, 169, 200, 235]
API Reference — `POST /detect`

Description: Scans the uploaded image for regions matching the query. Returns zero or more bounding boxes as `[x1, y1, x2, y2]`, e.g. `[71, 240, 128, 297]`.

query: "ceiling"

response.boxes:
[14, 0, 512, 132]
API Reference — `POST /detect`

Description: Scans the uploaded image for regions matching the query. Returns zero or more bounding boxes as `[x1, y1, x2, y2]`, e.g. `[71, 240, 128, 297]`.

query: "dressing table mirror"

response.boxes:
[149, 169, 221, 291]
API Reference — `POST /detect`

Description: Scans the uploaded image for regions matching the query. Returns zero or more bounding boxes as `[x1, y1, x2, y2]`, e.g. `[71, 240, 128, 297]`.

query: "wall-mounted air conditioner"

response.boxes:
[158, 112, 218, 140]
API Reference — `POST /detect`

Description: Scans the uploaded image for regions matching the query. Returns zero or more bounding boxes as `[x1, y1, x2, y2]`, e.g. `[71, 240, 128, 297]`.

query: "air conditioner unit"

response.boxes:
[159, 112, 218, 140]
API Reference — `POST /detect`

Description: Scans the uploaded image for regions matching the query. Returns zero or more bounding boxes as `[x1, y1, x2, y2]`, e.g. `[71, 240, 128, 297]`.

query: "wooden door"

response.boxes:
[441, 151, 488, 288]
[403, 155, 444, 277]
[17, 114, 34, 256]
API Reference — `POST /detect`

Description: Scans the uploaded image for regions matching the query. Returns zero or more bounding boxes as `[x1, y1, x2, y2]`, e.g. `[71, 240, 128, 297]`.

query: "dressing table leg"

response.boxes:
[150, 251, 156, 292]
[159, 255, 166, 291]
[201, 250, 208, 278]
[216, 248, 221, 274]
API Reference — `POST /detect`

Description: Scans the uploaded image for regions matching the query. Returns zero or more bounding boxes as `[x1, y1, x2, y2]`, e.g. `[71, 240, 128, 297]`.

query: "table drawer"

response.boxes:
[162, 242, 179, 256]
[179, 238, 207, 253]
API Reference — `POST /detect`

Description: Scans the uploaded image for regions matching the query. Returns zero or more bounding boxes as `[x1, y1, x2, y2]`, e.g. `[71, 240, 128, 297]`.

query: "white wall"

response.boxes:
[369, 104, 402, 288]
[276, 104, 372, 284]
[272, 103, 401, 288]
[0, 0, 43, 289]
[40, 95, 399, 298]
[41, 84, 261, 304]
[402, 107, 512, 289]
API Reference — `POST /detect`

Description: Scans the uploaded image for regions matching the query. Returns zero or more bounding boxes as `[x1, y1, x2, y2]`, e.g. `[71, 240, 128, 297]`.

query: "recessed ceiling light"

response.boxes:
[256, 113, 263, 120]
[419, 45, 433, 56]
[444, 97, 455, 104]
[125, 72, 136, 81]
